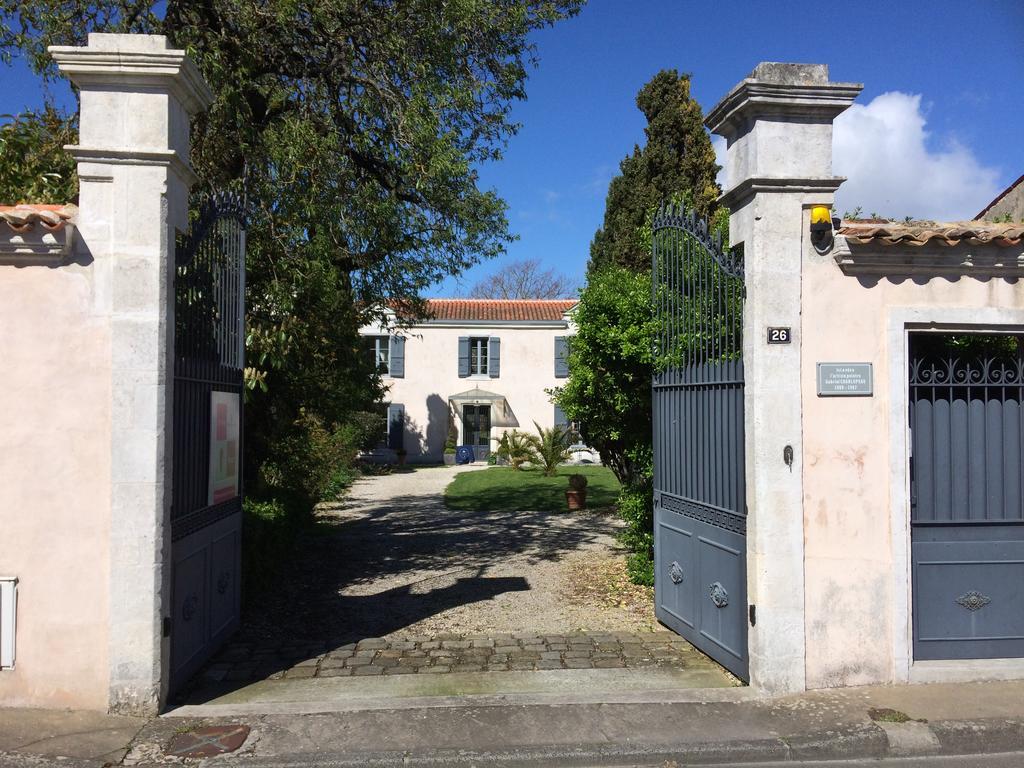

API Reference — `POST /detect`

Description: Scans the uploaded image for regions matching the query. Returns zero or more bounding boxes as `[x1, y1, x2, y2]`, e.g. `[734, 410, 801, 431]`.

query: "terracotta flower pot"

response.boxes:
[565, 489, 587, 511]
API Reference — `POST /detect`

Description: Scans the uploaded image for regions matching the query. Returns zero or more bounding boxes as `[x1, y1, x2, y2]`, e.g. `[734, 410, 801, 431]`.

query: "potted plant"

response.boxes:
[443, 439, 457, 466]
[566, 473, 588, 511]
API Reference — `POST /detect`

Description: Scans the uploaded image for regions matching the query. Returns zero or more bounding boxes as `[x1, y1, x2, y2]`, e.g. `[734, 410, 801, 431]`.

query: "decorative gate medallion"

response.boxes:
[955, 591, 991, 612]
[709, 582, 729, 608]
[652, 204, 749, 680]
[668, 562, 684, 584]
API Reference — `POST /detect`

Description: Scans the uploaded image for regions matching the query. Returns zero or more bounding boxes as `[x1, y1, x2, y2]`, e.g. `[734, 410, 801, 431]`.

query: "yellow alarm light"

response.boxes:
[809, 205, 835, 253]
[810, 206, 832, 226]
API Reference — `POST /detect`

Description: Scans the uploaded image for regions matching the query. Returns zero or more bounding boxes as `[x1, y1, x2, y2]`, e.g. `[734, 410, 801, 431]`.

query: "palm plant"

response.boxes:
[493, 430, 535, 470]
[530, 421, 571, 476]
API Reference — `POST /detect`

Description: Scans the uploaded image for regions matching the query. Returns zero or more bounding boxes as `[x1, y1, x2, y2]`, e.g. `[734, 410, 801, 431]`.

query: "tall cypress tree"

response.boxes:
[589, 70, 720, 272]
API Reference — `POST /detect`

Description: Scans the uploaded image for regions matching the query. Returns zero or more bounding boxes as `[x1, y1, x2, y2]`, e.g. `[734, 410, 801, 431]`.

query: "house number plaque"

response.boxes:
[766, 327, 791, 344]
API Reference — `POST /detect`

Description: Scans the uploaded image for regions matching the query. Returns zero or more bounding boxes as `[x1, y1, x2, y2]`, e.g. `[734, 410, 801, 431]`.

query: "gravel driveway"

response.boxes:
[235, 465, 654, 648]
[191, 465, 732, 690]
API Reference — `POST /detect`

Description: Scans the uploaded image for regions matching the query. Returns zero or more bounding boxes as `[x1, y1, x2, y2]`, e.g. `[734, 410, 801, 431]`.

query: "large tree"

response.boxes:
[1, 0, 582, 504]
[588, 70, 719, 272]
[467, 258, 574, 299]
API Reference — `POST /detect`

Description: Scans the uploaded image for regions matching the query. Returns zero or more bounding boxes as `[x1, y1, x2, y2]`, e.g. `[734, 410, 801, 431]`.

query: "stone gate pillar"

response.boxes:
[705, 63, 861, 694]
[50, 34, 212, 713]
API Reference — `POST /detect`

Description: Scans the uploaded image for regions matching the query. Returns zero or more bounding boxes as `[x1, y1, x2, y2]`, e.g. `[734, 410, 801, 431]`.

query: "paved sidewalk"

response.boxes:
[148, 680, 1024, 766]
[0, 708, 145, 768]
[5, 680, 1024, 766]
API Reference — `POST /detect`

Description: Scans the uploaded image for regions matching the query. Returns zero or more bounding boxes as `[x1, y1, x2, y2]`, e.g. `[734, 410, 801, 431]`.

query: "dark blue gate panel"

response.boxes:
[654, 516, 696, 630]
[696, 532, 746, 668]
[909, 333, 1024, 662]
[655, 496, 748, 679]
[170, 542, 209, 684]
[913, 526, 1024, 660]
[171, 511, 241, 689]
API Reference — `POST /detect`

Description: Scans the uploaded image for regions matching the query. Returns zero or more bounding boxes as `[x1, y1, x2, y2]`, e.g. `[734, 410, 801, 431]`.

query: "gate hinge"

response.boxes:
[749, 604, 756, 627]
[162, 616, 172, 638]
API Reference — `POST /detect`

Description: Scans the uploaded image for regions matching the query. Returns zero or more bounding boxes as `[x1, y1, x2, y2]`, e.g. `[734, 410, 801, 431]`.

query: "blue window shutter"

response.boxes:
[458, 337, 470, 377]
[488, 337, 500, 378]
[389, 336, 405, 378]
[554, 336, 569, 378]
[387, 403, 405, 450]
[554, 404, 567, 428]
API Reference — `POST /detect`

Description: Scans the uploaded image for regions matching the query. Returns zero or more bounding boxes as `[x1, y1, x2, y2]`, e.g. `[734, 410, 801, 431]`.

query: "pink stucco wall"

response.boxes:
[0, 259, 112, 709]
[800, 231, 1024, 689]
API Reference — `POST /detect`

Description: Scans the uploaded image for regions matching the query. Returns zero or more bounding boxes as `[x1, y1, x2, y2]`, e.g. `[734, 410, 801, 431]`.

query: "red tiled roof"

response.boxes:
[839, 219, 1023, 248]
[0, 204, 76, 232]
[425, 299, 576, 321]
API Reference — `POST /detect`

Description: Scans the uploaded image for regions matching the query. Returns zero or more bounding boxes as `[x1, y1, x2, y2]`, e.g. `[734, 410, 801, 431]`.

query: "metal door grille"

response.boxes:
[652, 205, 748, 679]
[170, 191, 247, 693]
[909, 333, 1024, 660]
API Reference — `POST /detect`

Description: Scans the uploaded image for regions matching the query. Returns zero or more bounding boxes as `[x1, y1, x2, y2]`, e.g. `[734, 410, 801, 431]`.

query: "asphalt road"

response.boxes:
[622, 754, 1024, 768]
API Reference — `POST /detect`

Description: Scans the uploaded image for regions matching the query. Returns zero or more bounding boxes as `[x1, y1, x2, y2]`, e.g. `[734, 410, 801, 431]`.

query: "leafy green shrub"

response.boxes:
[493, 430, 535, 470]
[260, 409, 383, 507]
[627, 551, 654, 586]
[530, 421, 571, 476]
[616, 481, 654, 584]
[242, 497, 303, 604]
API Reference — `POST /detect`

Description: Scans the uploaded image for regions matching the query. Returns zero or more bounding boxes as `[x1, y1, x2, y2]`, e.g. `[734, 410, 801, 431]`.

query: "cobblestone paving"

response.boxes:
[201, 630, 717, 683]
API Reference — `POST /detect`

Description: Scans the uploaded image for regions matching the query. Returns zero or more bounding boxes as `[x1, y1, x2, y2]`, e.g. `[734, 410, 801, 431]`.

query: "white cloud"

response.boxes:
[711, 135, 727, 190]
[832, 92, 1001, 221]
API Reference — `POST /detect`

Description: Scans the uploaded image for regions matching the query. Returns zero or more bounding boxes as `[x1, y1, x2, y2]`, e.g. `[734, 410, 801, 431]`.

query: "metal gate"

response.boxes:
[652, 206, 748, 680]
[170, 192, 247, 693]
[910, 332, 1024, 660]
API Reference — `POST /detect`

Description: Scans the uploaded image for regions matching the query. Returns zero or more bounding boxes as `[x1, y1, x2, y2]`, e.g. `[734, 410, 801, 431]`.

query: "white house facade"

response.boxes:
[360, 299, 576, 463]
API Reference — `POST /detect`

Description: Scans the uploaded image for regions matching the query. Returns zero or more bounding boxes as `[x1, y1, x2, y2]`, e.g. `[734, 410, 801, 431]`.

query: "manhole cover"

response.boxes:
[166, 724, 251, 757]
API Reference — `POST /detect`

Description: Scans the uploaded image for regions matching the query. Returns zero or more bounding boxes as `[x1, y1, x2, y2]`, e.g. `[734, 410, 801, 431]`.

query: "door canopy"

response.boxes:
[448, 388, 519, 427]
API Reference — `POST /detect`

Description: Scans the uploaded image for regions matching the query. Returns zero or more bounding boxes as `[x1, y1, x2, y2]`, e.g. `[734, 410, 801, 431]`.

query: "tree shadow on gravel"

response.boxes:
[177, 474, 623, 703]
[231, 484, 620, 649]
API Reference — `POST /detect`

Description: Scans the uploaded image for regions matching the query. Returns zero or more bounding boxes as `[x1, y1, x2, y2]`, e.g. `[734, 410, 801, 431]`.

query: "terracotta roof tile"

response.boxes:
[425, 299, 576, 322]
[0, 204, 76, 232]
[838, 219, 1023, 248]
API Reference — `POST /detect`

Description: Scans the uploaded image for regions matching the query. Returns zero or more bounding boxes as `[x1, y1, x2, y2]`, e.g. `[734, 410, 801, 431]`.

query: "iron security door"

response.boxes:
[652, 207, 748, 680]
[170, 193, 247, 693]
[910, 333, 1024, 661]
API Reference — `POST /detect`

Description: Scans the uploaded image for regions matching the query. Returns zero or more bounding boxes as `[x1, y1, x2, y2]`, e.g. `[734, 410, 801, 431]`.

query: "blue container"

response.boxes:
[455, 445, 475, 465]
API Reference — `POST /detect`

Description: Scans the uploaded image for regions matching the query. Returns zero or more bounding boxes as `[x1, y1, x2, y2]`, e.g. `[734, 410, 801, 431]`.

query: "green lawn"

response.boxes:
[445, 465, 620, 512]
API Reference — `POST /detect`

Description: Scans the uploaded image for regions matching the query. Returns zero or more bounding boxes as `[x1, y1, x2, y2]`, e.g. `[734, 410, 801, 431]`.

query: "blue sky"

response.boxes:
[3, 1, 1022, 297]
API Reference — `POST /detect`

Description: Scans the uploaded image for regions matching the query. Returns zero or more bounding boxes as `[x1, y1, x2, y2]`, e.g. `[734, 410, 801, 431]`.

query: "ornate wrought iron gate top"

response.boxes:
[652, 204, 746, 522]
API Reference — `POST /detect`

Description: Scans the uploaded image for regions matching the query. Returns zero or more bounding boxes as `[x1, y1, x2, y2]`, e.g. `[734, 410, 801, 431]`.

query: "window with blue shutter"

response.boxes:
[554, 404, 568, 428]
[554, 336, 569, 378]
[366, 335, 391, 375]
[458, 337, 471, 377]
[389, 336, 405, 378]
[488, 337, 500, 378]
